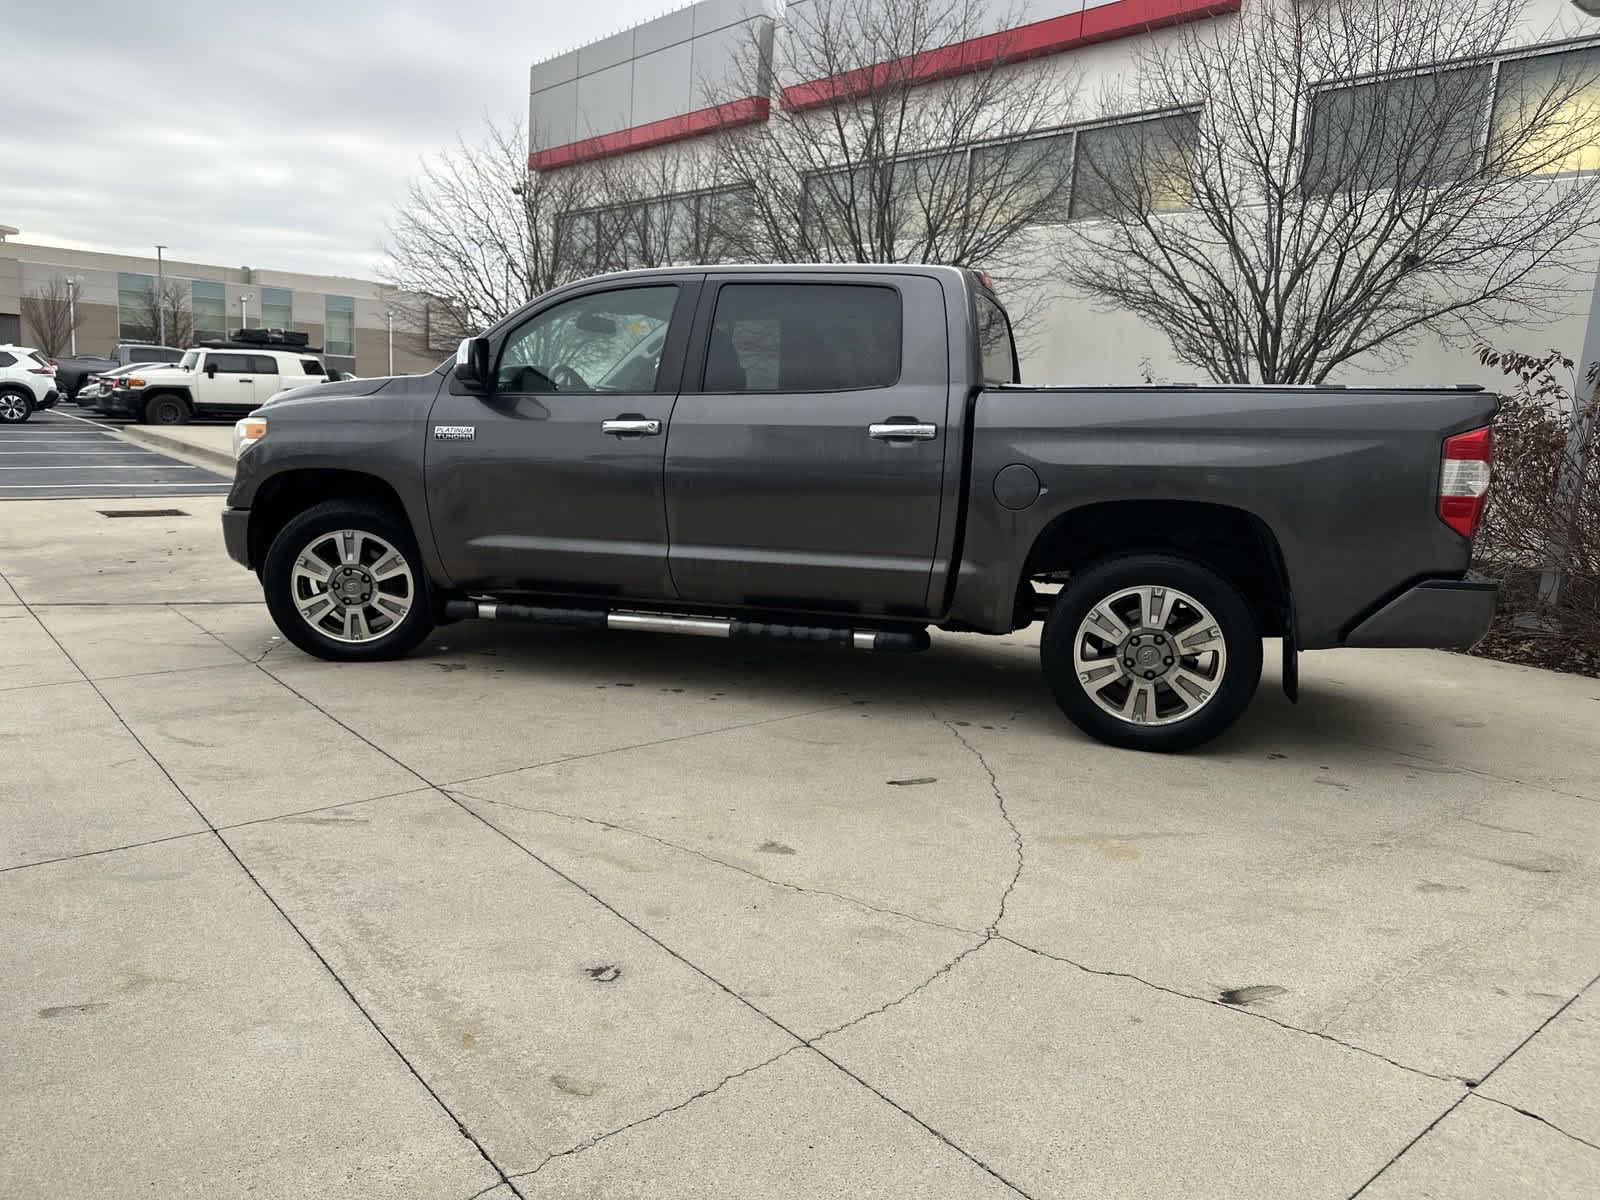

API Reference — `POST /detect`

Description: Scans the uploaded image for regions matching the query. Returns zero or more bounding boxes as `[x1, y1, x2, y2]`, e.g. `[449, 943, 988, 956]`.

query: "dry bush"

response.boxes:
[1471, 345, 1600, 674]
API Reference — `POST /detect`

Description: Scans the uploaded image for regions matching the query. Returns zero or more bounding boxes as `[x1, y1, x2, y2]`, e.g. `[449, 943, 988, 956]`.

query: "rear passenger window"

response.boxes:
[208, 354, 250, 373]
[703, 283, 900, 392]
[300, 359, 325, 376]
[250, 355, 279, 374]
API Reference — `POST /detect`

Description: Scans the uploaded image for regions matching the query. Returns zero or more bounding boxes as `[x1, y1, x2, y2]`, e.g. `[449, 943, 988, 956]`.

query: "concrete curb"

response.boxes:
[117, 426, 235, 476]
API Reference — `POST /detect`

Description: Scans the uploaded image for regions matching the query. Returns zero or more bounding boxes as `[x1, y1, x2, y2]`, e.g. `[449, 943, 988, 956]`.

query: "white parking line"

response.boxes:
[0, 465, 214, 471]
[48, 410, 123, 432]
[0, 483, 230, 491]
[0, 450, 153, 456]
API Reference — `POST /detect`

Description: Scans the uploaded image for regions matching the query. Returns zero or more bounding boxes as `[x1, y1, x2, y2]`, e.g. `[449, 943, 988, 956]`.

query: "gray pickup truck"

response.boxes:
[221, 264, 1497, 751]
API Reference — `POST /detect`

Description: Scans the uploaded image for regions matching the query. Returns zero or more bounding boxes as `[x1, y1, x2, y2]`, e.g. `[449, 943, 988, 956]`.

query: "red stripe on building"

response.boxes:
[780, 0, 1241, 111]
[530, 96, 771, 171]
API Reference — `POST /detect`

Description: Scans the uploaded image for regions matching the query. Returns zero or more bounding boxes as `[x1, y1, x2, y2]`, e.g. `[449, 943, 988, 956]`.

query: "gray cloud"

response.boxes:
[4, 0, 668, 277]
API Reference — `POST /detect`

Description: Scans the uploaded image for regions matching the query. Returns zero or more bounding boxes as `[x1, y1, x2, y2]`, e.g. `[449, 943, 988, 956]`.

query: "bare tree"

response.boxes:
[706, 0, 1077, 313]
[1059, 0, 1600, 384]
[122, 279, 193, 349]
[20, 277, 79, 357]
[382, 117, 630, 343]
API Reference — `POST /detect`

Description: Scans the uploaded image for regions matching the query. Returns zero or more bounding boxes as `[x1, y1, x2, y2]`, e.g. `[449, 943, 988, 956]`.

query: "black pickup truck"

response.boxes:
[220, 265, 1497, 751]
[55, 343, 183, 401]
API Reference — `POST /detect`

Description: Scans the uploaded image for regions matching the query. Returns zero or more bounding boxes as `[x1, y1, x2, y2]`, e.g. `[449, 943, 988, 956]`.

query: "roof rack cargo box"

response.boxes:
[227, 327, 310, 347]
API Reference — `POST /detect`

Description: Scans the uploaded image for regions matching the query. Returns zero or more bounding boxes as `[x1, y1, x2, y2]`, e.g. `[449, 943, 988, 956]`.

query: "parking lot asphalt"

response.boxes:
[2, 496, 1597, 1199]
[0, 408, 230, 499]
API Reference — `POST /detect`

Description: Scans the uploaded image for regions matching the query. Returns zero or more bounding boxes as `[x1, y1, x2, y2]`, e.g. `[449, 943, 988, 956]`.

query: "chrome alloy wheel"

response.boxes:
[0, 393, 29, 421]
[289, 528, 415, 644]
[1071, 585, 1228, 726]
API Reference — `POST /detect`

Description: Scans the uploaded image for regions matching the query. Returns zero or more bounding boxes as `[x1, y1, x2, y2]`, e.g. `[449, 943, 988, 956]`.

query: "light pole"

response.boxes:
[239, 292, 253, 331]
[154, 245, 167, 346]
[66, 276, 82, 355]
[386, 309, 394, 376]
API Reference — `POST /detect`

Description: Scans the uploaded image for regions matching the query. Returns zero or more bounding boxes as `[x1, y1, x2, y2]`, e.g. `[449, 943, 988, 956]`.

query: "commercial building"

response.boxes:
[0, 234, 441, 376]
[528, 0, 1600, 388]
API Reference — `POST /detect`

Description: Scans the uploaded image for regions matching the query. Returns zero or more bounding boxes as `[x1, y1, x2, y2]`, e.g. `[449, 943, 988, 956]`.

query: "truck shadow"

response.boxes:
[400, 621, 1416, 763]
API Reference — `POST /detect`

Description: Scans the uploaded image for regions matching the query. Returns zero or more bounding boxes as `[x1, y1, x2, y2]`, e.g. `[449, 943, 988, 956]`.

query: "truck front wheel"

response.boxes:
[141, 393, 191, 425]
[262, 501, 435, 662]
[1040, 554, 1262, 752]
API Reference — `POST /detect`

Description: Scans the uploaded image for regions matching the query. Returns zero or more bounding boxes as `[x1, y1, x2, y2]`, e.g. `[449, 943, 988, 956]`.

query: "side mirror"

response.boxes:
[205, 364, 217, 378]
[455, 337, 492, 393]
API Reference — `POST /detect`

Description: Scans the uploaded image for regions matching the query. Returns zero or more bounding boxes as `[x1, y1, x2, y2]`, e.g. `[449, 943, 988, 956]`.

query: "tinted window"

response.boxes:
[976, 294, 1016, 385]
[208, 353, 250, 373]
[250, 355, 279, 374]
[154, 348, 183, 363]
[498, 285, 678, 393]
[703, 284, 900, 393]
[300, 359, 326, 376]
[0, 352, 15, 367]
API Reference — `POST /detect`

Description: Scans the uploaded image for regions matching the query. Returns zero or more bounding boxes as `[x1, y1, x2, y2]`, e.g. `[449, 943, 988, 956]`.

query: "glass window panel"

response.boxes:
[1491, 47, 1600, 176]
[556, 212, 597, 275]
[259, 286, 293, 330]
[702, 186, 753, 262]
[192, 280, 226, 342]
[117, 272, 155, 342]
[1304, 67, 1490, 194]
[324, 294, 354, 356]
[1071, 112, 1200, 221]
[498, 285, 679, 393]
[704, 284, 901, 393]
[971, 131, 1074, 225]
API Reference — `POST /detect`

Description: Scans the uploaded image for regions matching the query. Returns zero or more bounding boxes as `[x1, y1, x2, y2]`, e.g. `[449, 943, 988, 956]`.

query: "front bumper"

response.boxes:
[1344, 578, 1498, 649]
[98, 389, 140, 416]
[222, 507, 251, 569]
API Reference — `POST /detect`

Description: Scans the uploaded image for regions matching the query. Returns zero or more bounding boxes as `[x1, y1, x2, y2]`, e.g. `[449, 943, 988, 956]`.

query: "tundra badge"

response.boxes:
[433, 425, 476, 441]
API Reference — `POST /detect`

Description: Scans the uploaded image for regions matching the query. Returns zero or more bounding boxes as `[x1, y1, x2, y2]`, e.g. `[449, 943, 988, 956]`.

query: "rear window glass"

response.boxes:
[0, 352, 15, 367]
[976, 294, 1016, 385]
[300, 359, 326, 376]
[704, 283, 900, 392]
[250, 355, 279, 373]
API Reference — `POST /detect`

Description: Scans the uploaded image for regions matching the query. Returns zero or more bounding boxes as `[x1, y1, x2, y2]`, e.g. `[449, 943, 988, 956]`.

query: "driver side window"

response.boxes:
[498, 285, 678, 394]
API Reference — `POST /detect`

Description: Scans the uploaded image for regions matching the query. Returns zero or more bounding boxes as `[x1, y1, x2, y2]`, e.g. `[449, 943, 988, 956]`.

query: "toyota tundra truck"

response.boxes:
[219, 264, 1497, 751]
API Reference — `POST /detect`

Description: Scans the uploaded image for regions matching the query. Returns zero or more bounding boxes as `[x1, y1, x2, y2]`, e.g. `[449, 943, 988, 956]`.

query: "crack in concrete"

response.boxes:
[1347, 967, 1600, 1197]
[1473, 1093, 1600, 1154]
[449, 789, 978, 938]
[511, 1045, 805, 1181]
[998, 934, 1461, 1085]
[943, 719, 1025, 937]
[0, 580, 528, 1200]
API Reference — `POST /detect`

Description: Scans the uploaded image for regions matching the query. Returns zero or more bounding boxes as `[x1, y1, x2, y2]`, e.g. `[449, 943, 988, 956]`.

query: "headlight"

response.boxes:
[233, 417, 267, 459]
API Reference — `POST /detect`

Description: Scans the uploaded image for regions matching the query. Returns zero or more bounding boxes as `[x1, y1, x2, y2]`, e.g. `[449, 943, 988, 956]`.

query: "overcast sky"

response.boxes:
[2, 0, 669, 279]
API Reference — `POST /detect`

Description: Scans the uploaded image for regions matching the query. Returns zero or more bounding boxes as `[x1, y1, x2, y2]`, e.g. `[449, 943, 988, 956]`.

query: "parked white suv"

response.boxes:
[0, 344, 59, 424]
[102, 345, 330, 424]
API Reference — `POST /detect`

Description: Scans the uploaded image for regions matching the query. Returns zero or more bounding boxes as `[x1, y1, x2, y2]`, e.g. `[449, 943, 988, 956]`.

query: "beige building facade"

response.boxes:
[0, 237, 441, 377]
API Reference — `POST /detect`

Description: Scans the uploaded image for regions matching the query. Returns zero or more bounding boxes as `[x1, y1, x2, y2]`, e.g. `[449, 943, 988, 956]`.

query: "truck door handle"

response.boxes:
[601, 418, 661, 437]
[238, 377, 254, 383]
[869, 422, 937, 441]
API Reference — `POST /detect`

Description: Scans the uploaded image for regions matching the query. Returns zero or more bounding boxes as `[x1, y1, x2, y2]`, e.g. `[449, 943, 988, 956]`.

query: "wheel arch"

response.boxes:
[247, 468, 413, 574]
[1021, 498, 1292, 638]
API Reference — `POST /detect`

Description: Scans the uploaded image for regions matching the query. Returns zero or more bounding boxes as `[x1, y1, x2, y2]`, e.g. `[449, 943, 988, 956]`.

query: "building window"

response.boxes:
[556, 185, 757, 276]
[117, 272, 155, 341]
[324, 294, 354, 356]
[971, 131, 1074, 225]
[1491, 46, 1600, 176]
[260, 286, 293, 330]
[191, 280, 226, 342]
[1070, 111, 1200, 221]
[1305, 68, 1491, 193]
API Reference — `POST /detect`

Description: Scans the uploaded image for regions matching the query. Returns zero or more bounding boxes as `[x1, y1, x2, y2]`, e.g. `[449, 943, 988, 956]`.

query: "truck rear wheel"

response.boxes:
[262, 501, 435, 662]
[1039, 554, 1262, 752]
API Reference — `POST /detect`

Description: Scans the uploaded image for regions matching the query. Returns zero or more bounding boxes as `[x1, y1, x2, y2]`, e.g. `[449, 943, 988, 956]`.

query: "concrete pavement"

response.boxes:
[2, 495, 1597, 1198]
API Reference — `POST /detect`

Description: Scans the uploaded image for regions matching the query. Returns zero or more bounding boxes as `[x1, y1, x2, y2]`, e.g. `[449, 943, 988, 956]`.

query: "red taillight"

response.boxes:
[27, 366, 53, 375]
[1439, 425, 1493, 539]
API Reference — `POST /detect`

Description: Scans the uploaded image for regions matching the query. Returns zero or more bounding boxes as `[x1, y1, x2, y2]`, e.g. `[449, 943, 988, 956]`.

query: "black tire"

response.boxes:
[262, 500, 435, 663]
[0, 388, 34, 424]
[1040, 554, 1262, 752]
[141, 393, 190, 425]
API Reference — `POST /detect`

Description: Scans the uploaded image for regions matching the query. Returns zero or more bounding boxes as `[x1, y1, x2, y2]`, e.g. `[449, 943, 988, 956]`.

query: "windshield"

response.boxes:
[179, 351, 199, 370]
